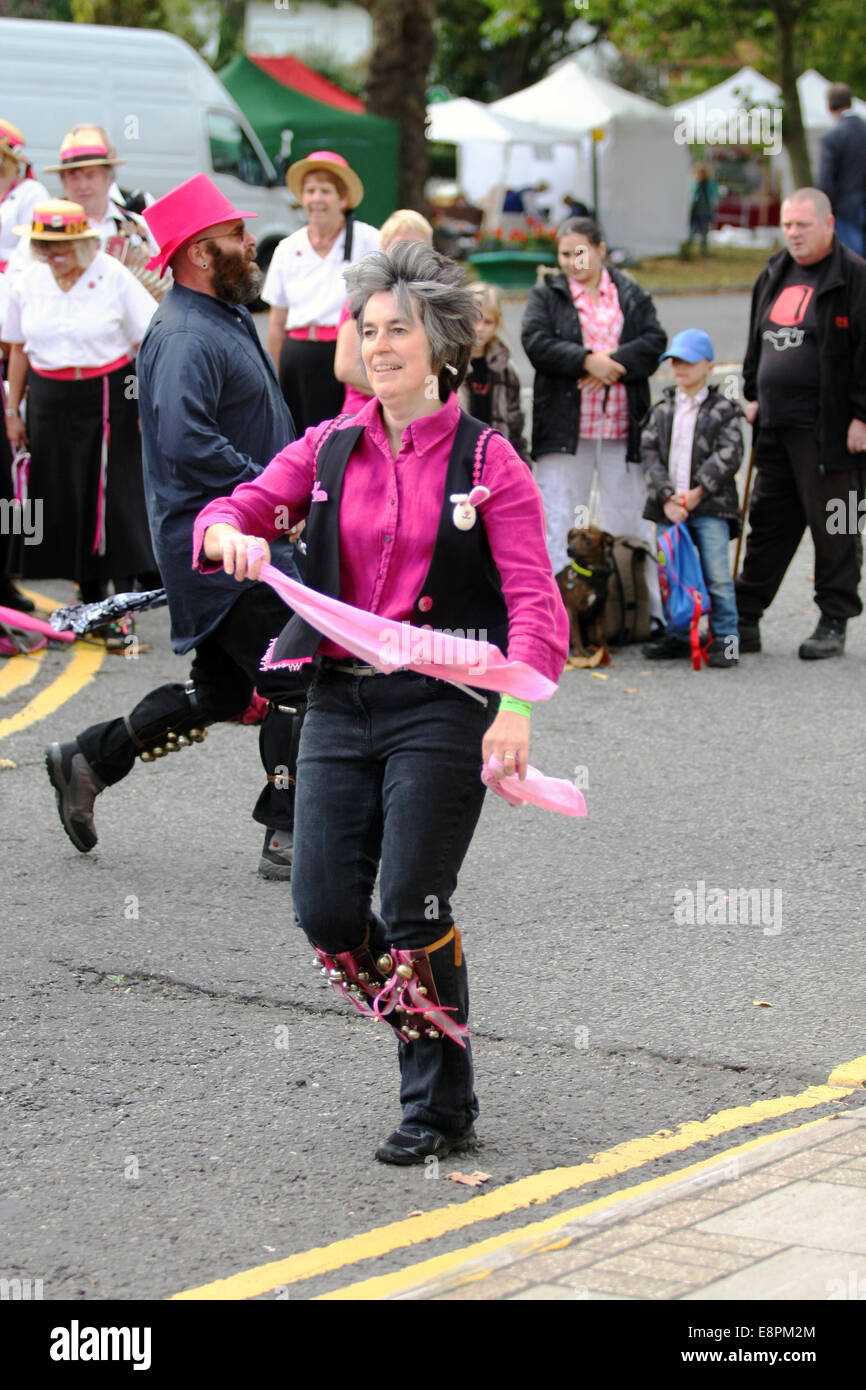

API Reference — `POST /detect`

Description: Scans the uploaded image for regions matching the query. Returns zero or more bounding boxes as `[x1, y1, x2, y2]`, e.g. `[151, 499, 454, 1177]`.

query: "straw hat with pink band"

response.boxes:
[14, 198, 99, 241]
[141, 172, 256, 276]
[0, 118, 27, 167]
[285, 150, 364, 208]
[44, 125, 125, 174]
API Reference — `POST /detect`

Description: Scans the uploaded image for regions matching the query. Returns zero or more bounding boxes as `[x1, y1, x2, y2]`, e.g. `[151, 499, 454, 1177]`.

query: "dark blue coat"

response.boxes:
[137, 284, 297, 653]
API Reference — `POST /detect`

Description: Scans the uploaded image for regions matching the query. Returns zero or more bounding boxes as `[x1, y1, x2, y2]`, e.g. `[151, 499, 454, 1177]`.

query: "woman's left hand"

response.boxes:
[483, 710, 530, 782]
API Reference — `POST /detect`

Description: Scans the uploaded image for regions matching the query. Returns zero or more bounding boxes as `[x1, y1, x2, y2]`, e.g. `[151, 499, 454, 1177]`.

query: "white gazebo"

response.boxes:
[487, 59, 692, 255]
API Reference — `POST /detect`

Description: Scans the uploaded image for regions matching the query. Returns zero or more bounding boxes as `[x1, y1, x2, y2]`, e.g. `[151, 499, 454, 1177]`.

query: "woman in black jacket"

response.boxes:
[521, 216, 666, 592]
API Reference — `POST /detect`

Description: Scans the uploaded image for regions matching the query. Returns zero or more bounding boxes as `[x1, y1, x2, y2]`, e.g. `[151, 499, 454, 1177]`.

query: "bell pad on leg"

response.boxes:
[372, 929, 468, 1047]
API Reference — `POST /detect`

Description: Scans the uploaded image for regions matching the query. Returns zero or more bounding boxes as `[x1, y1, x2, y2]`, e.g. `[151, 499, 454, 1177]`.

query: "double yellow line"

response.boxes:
[0, 588, 104, 742]
[173, 1054, 866, 1300]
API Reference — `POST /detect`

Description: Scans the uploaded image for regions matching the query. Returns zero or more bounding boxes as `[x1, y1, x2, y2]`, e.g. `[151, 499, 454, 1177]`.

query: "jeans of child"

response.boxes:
[291, 666, 496, 1135]
[658, 514, 739, 644]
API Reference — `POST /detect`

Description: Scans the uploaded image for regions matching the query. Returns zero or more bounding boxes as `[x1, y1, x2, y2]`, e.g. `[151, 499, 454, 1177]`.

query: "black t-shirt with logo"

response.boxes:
[757, 256, 829, 428]
[465, 355, 492, 424]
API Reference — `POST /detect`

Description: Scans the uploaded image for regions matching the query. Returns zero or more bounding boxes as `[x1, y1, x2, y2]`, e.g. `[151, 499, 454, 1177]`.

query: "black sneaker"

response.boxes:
[642, 631, 691, 659]
[45, 739, 105, 853]
[798, 616, 846, 661]
[375, 1122, 477, 1166]
[258, 827, 293, 880]
[706, 638, 739, 668]
[738, 620, 761, 653]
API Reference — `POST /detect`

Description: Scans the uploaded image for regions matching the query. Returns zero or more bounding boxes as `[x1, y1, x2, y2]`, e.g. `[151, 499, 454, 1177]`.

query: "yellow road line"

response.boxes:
[0, 647, 45, 699]
[0, 641, 104, 742]
[172, 1055, 866, 1300]
[318, 1114, 837, 1300]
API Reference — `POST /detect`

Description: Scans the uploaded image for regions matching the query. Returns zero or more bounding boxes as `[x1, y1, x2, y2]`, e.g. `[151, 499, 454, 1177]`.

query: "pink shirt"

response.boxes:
[193, 393, 568, 683]
[569, 267, 629, 441]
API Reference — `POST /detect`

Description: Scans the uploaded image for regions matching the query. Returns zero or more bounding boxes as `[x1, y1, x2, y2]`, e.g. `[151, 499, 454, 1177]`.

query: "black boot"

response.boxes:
[798, 615, 846, 661]
[0, 578, 35, 614]
[738, 620, 761, 653]
[376, 927, 479, 1164]
[45, 740, 106, 852]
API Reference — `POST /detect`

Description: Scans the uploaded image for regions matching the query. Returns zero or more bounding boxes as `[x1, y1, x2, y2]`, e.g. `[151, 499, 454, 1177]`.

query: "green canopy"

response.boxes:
[220, 54, 399, 226]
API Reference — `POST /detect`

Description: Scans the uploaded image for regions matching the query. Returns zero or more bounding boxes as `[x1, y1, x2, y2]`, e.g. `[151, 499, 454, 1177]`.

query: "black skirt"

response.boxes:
[278, 337, 345, 435]
[20, 362, 156, 583]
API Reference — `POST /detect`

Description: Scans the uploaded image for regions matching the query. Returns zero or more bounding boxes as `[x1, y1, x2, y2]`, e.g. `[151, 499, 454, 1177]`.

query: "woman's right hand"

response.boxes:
[203, 523, 271, 581]
[583, 351, 627, 386]
[663, 496, 688, 523]
[5, 414, 27, 451]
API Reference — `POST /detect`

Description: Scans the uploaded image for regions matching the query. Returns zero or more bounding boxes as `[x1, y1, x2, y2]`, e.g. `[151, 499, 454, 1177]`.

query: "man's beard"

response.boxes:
[206, 242, 263, 305]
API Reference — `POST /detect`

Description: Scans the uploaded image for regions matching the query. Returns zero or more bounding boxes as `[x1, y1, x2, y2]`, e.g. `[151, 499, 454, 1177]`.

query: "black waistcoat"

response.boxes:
[267, 411, 510, 667]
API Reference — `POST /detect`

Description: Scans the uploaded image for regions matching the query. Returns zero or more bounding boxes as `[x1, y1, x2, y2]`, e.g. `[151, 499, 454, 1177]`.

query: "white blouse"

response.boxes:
[0, 178, 50, 262]
[262, 219, 380, 328]
[1, 250, 157, 370]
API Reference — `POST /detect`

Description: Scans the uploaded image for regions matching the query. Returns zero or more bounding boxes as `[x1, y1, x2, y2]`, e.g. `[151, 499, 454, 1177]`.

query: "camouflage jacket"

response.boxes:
[640, 385, 745, 536]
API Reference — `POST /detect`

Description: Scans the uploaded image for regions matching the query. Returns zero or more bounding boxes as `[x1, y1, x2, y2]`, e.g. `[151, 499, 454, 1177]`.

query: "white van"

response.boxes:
[0, 17, 302, 270]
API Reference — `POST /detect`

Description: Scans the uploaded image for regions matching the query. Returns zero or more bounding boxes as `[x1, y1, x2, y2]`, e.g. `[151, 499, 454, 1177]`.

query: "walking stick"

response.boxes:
[733, 439, 756, 579]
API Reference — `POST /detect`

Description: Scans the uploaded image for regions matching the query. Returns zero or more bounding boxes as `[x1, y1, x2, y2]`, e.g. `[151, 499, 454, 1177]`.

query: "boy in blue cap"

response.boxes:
[640, 329, 744, 667]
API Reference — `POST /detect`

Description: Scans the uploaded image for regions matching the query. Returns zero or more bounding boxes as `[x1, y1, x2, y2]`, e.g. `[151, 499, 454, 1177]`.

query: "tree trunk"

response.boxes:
[361, 0, 437, 210]
[214, 0, 247, 72]
[773, 0, 813, 187]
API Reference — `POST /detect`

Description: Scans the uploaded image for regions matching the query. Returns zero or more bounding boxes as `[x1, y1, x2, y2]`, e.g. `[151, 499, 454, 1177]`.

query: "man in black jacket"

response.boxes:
[818, 83, 866, 256]
[736, 187, 866, 659]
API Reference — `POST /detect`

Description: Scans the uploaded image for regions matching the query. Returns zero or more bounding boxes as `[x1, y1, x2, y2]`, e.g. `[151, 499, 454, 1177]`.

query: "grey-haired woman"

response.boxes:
[195, 241, 568, 1165]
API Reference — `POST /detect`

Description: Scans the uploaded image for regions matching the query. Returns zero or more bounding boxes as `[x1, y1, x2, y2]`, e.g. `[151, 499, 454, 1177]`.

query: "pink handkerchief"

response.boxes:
[481, 756, 587, 818]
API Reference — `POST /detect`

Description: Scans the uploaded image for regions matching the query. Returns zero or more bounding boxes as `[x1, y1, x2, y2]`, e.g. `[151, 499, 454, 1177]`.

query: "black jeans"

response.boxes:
[736, 426, 864, 622]
[77, 586, 308, 831]
[291, 667, 497, 1134]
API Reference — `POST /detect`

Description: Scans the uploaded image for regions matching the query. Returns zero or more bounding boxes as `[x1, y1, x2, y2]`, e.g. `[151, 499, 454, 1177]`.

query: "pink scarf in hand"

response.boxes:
[251, 553, 556, 702]
[482, 756, 587, 817]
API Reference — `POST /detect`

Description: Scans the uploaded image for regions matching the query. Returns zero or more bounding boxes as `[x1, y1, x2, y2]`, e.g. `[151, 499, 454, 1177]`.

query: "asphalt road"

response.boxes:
[2, 290, 864, 1304]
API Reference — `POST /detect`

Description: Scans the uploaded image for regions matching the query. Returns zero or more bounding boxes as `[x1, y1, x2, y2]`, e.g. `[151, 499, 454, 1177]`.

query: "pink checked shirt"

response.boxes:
[193, 393, 568, 685]
[570, 267, 629, 441]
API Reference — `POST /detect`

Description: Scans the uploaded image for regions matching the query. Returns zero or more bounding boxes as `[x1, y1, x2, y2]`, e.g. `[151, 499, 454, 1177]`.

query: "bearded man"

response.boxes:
[45, 175, 307, 878]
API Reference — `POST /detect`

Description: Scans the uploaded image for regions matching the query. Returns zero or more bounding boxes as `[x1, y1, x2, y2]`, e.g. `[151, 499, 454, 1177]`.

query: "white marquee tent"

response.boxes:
[490, 58, 692, 256]
[678, 66, 866, 191]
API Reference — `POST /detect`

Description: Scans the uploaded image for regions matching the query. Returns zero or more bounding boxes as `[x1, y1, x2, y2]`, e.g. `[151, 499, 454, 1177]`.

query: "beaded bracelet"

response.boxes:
[499, 695, 531, 718]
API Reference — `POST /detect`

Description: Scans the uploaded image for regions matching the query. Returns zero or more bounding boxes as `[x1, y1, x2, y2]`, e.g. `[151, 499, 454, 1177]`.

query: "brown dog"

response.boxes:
[557, 526, 615, 666]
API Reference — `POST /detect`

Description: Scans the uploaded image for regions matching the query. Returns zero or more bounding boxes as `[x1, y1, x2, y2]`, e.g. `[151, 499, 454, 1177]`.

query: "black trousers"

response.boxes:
[735, 426, 864, 623]
[77, 586, 309, 831]
[278, 338, 344, 435]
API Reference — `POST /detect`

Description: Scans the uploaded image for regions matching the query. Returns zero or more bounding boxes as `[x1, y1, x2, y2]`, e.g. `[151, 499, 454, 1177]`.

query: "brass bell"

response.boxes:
[166, 731, 178, 743]
[140, 750, 155, 763]
[428, 1030, 440, 1039]
[166, 739, 181, 752]
[377, 954, 393, 974]
[188, 728, 205, 743]
[407, 1029, 421, 1040]
[358, 971, 369, 983]
[417, 986, 428, 996]
[328, 969, 343, 982]
[177, 735, 191, 747]
[152, 745, 166, 758]
[396, 964, 414, 980]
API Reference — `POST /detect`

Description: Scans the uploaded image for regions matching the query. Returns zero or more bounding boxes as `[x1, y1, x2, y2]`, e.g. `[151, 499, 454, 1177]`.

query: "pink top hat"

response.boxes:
[143, 173, 257, 274]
